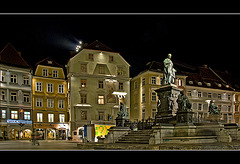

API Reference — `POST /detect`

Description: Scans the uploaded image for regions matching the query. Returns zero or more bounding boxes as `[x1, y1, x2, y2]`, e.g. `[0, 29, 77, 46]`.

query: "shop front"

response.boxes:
[7, 119, 32, 140]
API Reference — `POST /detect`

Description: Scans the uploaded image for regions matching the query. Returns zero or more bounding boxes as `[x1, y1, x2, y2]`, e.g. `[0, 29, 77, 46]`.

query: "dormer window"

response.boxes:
[198, 82, 202, 86]
[188, 81, 193, 85]
[218, 84, 222, 87]
[42, 69, 48, 77]
[207, 83, 211, 87]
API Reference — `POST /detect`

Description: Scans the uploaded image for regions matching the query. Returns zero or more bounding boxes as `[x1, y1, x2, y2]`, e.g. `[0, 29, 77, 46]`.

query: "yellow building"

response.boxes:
[32, 57, 69, 140]
[130, 61, 187, 121]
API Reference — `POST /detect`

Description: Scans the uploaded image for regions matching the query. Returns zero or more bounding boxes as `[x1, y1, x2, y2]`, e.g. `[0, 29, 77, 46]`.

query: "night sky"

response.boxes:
[1, 13, 240, 77]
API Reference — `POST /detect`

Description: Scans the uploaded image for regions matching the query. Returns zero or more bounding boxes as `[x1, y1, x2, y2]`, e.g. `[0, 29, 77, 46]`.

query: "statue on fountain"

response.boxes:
[162, 53, 177, 85]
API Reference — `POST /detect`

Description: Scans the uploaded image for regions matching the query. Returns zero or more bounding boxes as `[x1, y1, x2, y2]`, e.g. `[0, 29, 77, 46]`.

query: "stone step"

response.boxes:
[162, 136, 218, 144]
[115, 140, 149, 144]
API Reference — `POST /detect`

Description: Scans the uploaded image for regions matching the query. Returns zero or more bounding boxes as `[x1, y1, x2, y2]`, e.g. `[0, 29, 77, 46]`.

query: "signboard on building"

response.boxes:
[7, 119, 32, 124]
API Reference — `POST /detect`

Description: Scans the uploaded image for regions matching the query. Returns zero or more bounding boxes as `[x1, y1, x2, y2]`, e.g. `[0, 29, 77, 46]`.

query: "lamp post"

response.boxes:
[76, 41, 83, 52]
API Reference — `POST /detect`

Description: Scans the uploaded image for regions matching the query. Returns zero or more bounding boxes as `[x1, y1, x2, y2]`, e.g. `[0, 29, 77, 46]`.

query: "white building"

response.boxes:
[67, 40, 131, 141]
[0, 43, 33, 140]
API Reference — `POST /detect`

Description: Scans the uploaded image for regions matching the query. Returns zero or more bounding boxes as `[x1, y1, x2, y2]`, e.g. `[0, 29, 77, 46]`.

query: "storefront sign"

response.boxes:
[7, 119, 32, 124]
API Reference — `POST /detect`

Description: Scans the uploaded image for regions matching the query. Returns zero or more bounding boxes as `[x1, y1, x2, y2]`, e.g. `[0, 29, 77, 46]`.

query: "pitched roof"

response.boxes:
[35, 57, 64, 68]
[0, 43, 29, 68]
[84, 40, 114, 52]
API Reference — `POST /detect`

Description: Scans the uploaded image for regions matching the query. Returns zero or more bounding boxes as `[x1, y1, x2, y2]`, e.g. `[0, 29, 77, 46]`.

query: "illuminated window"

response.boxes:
[11, 111, 18, 119]
[37, 113, 43, 122]
[42, 69, 48, 77]
[59, 114, 65, 123]
[2, 110, 6, 119]
[10, 74, 17, 83]
[24, 112, 30, 120]
[48, 114, 54, 122]
[98, 95, 104, 104]
[81, 79, 87, 88]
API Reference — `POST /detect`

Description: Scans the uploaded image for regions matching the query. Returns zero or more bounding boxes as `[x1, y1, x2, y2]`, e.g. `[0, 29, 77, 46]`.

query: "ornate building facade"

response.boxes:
[67, 40, 131, 141]
[0, 43, 33, 140]
[32, 57, 68, 140]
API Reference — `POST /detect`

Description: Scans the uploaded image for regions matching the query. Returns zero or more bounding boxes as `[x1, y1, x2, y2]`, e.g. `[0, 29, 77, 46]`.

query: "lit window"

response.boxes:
[59, 114, 65, 123]
[24, 112, 30, 120]
[11, 111, 18, 119]
[2, 110, 6, 119]
[98, 95, 104, 104]
[37, 113, 43, 122]
[48, 114, 54, 122]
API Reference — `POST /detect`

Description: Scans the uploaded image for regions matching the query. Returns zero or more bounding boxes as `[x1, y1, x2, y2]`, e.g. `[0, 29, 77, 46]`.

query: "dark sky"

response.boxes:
[1, 14, 240, 77]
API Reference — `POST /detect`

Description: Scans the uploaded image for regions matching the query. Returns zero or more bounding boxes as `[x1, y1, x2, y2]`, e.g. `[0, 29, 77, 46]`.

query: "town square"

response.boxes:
[1, 13, 240, 151]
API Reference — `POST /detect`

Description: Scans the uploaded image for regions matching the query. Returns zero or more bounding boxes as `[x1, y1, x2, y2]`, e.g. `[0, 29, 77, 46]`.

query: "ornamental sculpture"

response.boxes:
[209, 100, 220, 115]
[162, 53, 176, 85]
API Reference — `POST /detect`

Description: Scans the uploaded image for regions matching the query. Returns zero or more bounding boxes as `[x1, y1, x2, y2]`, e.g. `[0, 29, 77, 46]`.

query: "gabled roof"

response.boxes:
[84, 40, 114, 52]
[35, 57, 64, 68]
[0, 43, 29, 68]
